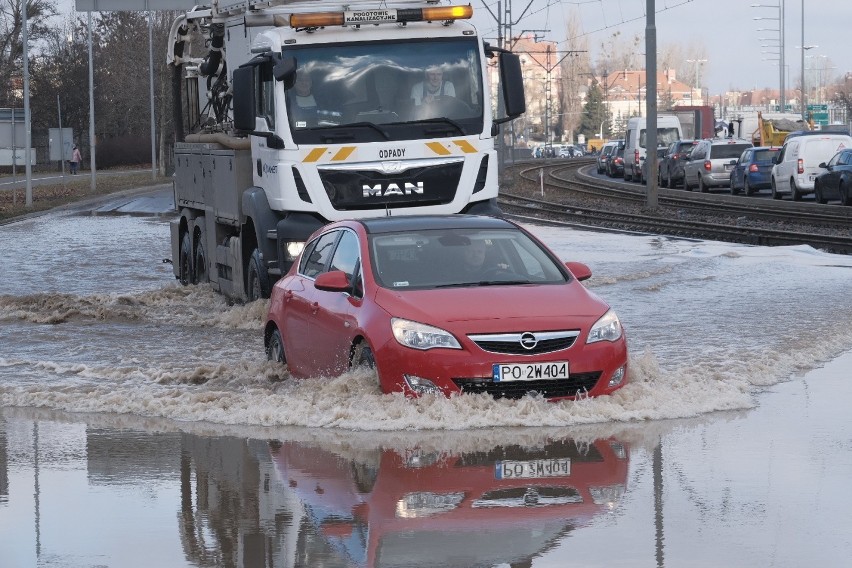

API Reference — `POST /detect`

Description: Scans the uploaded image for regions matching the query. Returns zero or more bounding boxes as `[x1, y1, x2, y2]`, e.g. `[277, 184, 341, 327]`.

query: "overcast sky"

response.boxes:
[470, 0, 849, 95]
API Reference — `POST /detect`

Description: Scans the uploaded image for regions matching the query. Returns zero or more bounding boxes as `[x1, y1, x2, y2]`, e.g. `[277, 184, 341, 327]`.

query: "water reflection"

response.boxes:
[0, 409, 631, 568]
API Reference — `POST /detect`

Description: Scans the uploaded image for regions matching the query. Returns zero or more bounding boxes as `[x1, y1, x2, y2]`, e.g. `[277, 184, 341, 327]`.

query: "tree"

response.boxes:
[0, 0, 58, 108]
[579, 81, 610, 139]
[558, 9, 591, 143]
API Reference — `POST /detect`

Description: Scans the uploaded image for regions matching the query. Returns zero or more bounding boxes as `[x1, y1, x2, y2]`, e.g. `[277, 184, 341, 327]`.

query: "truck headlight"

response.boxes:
[285, 241, 305, 261]
[586, 309, 623, 343]
[391, 318, 461, 350]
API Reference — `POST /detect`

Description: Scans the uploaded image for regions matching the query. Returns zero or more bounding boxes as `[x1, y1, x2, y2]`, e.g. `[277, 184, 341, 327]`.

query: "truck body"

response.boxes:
[665, 105, 715, 140]
[166, 0, 525, 301]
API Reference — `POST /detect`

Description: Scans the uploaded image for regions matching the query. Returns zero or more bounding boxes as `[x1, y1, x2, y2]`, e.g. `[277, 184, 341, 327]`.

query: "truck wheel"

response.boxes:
[247, 248, 270, 301]
[179, 232, 193, 286]
[266, 327, 286, 364]
[194, 239, 208, 284]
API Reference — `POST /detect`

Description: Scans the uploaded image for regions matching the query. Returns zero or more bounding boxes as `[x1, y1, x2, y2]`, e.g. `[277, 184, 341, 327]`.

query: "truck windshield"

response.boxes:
[284, 37, 484, 143]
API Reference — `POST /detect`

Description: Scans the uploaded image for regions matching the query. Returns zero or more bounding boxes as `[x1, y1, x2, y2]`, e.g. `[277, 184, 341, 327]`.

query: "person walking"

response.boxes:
[70, 145, 82, 175]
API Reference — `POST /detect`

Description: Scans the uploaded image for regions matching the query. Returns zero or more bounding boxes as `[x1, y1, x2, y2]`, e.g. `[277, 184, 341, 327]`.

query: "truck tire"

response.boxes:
[247, 248, 270, 301]
[194, 239, 208, 284]
[179, 232, 193, 286]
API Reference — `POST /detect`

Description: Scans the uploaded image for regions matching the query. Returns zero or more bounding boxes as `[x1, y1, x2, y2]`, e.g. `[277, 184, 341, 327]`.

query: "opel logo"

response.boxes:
[519, 332, 538, 350]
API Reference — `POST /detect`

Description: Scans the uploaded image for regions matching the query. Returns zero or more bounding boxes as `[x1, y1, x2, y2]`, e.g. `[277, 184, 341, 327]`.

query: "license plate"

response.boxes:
[495, 458, 571, 479]
[493, 362, 569, 382]
[809, 174, 817, 181]
[724, 164, 733, 171]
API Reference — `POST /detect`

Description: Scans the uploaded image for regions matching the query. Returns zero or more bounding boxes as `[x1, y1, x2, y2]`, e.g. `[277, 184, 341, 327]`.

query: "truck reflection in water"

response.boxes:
[254, 433, 630, 567]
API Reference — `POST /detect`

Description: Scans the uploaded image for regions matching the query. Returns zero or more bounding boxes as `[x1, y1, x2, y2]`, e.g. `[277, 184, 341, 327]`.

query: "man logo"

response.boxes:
[363, 182, 424, 197]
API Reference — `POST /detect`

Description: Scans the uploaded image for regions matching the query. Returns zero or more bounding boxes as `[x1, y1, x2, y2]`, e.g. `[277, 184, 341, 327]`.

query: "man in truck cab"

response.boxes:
[411, 65, 455, 105]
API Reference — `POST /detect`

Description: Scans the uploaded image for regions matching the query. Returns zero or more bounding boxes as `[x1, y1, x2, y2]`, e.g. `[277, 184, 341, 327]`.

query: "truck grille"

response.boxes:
[318, 158, 463, 211]
[452, 372, 602, 400]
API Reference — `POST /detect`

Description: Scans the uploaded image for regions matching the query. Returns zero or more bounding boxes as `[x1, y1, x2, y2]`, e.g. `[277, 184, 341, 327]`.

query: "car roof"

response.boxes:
[359, 214, 516, 235]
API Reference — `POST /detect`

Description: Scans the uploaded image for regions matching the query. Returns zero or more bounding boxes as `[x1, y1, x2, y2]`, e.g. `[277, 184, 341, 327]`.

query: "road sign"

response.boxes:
[808, 104, 830, 126]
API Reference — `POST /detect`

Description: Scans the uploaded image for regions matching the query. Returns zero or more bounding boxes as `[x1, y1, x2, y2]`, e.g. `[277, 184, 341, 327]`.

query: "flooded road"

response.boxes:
[2, 194, 852, 566]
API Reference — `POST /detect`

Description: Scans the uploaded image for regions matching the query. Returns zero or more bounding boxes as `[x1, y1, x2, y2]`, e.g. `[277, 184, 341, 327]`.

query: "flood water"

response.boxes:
[2, 197, 852, 567]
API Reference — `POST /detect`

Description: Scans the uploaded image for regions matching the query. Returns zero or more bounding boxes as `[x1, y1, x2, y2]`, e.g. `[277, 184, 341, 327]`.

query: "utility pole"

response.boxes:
[646, 0, 658, 209]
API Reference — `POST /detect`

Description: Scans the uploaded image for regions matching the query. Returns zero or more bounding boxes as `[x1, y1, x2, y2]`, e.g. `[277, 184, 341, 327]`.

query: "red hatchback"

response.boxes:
[264, 215, 628, 400]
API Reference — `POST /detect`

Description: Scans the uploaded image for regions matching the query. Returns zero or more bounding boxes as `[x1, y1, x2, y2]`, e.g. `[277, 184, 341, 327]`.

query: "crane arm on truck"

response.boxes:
[166, 0, 526, 302]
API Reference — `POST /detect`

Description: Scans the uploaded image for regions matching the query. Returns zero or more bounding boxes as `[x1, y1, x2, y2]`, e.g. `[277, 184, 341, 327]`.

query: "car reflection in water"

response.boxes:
[266, 433, 630, 567]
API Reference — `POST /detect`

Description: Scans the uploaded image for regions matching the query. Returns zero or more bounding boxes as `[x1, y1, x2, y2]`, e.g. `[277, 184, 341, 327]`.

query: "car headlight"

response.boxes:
[391, 318, 461, 350]
[586, 309, 623, 343]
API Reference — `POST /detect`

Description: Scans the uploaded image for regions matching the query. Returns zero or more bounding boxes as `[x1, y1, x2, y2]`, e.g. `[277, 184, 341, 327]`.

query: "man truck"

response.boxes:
[166, 0, 526, 301]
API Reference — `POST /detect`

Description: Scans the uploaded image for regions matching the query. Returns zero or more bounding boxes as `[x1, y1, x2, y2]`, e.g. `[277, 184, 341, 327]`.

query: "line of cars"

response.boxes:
[597, 127, 852, 205]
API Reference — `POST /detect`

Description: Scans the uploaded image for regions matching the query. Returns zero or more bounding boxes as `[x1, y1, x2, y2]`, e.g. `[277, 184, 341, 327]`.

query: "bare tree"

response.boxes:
[0, 0, 58, 108]
[559, 9, 591, 143]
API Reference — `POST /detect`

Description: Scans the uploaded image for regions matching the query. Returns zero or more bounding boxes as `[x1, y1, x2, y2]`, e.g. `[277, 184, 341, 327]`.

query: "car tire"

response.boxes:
[790, 178, 802, 201]
[660, 168, 668, 188]
[247, 248, 270, 301]
[840, 182, 852, 206]
[698, 176, 709, 193]
[771, 178, 782, 200]
[730, 176, 740, 195]
[683, 173, 692, 191]
[266, 327, 286, 364]
[193, 236, 207, 284]
[814, 181, 828, 204]
[179, 232, 193, 286]
[744, 177, 754, 197]
[351, 341, 376, 369]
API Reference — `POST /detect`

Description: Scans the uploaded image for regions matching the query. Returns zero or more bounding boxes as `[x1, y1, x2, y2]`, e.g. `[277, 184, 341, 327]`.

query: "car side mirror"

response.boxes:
[314, 270, 352, 293]
[565, 261, 592, 282]
[818, 162, 827, 168]
[729, 159, 737, 165]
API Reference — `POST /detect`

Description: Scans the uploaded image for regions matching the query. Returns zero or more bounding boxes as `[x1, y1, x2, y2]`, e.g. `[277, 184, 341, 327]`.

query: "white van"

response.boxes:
[771, 132, 852, 200]
[622, 115, 683, 182]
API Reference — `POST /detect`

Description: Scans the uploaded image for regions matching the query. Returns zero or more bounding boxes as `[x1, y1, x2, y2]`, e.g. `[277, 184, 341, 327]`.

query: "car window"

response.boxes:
[300, 230, 339, 279]
[740, 149, 751, 163]
[710, 144, 751, 160]
[842, 151, 852, 165]
[828, 152, 841, 167]
[328, 230, 360, 280]
[754, 149, 780, 162]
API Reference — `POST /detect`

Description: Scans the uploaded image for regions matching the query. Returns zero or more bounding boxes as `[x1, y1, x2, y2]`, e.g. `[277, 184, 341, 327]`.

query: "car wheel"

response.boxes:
[266, 327, 286, 364]
[814, 181, 828, 204]
[771, 178, 782, 200]
[683, 173, 692, 191]
[730, 176, 739, 195]
[660, 168, 668, 188]
[179, 232, 193, 286]
[351, 341, 376, 369]
[790, 178, 802, 201]
[698, 176, 709, 193]
[246, 248, 270, 301]
[744, 177, 754, 197]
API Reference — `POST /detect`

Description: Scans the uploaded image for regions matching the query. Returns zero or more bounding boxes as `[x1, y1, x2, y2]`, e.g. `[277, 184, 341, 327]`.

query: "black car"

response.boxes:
[814, 148, 852, 205]
[659, 139, 699, 188]
[607, 146, 625, 178]
[597, 141, 621, 174]
[640, 147, 668, 185]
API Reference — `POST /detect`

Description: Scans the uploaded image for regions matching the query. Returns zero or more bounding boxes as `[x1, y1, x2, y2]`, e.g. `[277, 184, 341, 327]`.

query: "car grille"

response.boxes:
[452, 372, 602, 400]
[468, 331, 579, 355]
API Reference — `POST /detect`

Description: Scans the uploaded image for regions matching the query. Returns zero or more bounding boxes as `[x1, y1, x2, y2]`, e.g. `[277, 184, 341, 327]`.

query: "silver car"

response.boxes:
[683, 138, 754, 193]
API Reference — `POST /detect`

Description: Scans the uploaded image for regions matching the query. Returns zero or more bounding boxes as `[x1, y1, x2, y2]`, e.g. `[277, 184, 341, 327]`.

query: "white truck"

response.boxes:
[166, 0, 526, 301]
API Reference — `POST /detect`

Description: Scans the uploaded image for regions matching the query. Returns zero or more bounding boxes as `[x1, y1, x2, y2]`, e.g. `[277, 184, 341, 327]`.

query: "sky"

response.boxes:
[56, 0, 848, 96]
[467, 0, 849, 95]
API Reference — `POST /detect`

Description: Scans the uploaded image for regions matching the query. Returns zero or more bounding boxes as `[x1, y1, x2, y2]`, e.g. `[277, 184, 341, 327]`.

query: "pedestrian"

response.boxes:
[410, 65, 455, 106]
[70, 145, 82, 175]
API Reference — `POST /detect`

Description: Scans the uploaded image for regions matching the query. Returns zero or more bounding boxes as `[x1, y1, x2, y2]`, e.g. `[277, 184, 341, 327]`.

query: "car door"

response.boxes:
[733, 149, 750, 188]
[283, 229, 341, 375]
[773, 142, 792, 193]
[821, 151, 843, 199]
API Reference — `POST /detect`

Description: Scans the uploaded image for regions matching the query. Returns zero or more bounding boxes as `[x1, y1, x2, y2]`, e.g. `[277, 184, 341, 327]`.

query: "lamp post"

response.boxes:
[686, 58, 707, 103]
[798, 44, 817, 120]
[753, 1, 785, 112]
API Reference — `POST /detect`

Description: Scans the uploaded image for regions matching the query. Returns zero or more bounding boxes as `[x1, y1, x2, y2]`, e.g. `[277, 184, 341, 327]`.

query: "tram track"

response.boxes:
[500, 159, 852, 254]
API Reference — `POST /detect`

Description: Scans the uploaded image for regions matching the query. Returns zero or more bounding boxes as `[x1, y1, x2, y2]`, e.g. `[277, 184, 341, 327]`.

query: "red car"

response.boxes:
[264, 215, 628, 400]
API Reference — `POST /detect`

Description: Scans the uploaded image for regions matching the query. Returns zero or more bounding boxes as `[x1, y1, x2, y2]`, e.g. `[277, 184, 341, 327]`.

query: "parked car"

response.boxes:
[640, 147, 668, 185]
[607, 146, 625, 178]
[729, 146, 781, 196]
[659, 139, 699, 188]
[771, 132, 852, 200]
[264, 215, 629, 400]
[558, 145, 576, 158]
[814, 148, 852, 205]
[596, 141, 621, 174]
[682, 138, 754, 192]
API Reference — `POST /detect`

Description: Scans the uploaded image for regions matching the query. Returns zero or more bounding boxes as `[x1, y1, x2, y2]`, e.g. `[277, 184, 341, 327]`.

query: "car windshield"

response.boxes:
[754, 149, 781, 162]
[712, 144, 752, 159]
[369, 228, 569, 289]
[284, 37, 484, 144]
[640, 127, 680, 148]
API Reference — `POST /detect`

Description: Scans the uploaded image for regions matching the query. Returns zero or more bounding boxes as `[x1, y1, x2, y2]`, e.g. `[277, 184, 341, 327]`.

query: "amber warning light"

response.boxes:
[290, 5, 473, 28]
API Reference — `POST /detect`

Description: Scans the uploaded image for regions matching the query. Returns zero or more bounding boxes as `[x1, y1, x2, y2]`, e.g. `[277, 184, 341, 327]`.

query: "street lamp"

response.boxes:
[753, 1, 785, 112]
[797, 44, 818, 120]
[686, 58, 707, 103]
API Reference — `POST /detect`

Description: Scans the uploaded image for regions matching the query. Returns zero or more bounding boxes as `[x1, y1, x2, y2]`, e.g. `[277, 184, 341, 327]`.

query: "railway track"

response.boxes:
[499, 160, 852, 254]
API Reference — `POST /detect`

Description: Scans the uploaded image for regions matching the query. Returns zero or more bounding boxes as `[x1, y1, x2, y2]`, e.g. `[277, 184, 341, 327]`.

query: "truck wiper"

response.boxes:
[406, 117, 465, 135]
[319, 122, 391, 142]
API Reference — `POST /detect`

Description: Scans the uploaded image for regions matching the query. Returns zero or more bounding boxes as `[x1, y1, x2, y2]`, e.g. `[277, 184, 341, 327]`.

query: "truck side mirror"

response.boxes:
[232, 65, 255, 132]
[495, 51, 525, 124]
[273, 55, 297, 88]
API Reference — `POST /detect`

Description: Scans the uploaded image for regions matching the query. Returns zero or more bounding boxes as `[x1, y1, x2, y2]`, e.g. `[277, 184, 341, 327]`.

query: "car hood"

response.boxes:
[373, 282, 610, 327]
